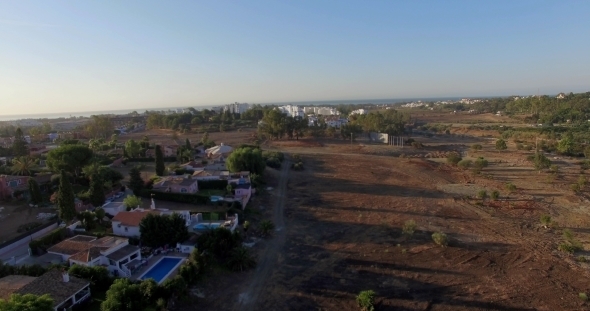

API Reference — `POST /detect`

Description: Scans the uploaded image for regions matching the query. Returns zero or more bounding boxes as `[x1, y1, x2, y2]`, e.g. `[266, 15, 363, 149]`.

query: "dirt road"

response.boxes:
[234, 158, 290, 311]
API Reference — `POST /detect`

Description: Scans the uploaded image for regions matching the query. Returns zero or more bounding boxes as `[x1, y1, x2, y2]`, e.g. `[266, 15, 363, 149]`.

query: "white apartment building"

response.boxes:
[349, 109, 367, 115]
[302, 106, 340, 116]
[223, 102, 251, 114]
[277, 105, 304, 117]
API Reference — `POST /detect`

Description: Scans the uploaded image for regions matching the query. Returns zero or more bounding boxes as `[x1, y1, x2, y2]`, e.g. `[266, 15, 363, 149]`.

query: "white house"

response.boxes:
[176, 234, 199, 254]
[349, 109, 367, 115]
[47, 235, 141, 278]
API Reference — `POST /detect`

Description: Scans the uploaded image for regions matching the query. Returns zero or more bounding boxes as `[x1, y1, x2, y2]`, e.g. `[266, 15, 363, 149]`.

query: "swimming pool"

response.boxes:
[193, 223, 222, 231]
[139, 257, 184, 283]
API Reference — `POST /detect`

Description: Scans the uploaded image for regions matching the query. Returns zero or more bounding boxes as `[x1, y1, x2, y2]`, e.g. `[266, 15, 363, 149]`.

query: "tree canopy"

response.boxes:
[128, 166, 144, 195]
[226, 147, 266, 175]
[46, 144, 93, 176]
[155, 145, 165, 176]
[0, 294, 53, 311]
[28, 179, 43, 205]
[12, 128, 29, 157]
[57, 170, 76, 223]
[139, 213, 189, 248]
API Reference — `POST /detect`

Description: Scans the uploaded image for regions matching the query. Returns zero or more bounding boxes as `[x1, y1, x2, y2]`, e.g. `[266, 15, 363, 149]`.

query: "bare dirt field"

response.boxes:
[188, 132, 590, 311]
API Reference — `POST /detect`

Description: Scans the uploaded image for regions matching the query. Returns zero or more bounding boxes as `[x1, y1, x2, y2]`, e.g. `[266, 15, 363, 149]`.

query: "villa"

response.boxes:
[47, 235, 141, 278]
[0, 270, 91, 311]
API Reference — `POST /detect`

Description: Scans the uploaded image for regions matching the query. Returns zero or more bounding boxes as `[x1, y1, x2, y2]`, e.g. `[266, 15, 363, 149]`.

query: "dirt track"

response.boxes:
[234, 158, 290, 310]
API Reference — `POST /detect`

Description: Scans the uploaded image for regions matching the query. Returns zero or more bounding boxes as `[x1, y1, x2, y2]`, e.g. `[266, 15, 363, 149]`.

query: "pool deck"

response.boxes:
[130, 252, 189, 282]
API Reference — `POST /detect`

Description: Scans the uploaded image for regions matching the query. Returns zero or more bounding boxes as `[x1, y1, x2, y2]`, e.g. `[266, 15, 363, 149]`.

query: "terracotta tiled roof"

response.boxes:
[47, 240, 96, 256]
[0, 275, 36, 300]
[69, 246, 109, 263]
[15, 269, 89, 308]
[112, 210, 158, 227]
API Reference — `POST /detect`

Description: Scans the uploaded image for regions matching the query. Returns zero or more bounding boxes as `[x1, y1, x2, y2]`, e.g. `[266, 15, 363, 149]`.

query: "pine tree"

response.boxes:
[128, 166, 144, 195]
[57, 170, 76, 223]
[155, 145, 165, 176]
[28, 179, 43, 205]
[12, 128, 29, 157]
[88, 175, 105, 207]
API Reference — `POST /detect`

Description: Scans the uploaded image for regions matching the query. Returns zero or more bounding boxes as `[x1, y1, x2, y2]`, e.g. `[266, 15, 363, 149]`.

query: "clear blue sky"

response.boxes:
[1, 1, 590, 115]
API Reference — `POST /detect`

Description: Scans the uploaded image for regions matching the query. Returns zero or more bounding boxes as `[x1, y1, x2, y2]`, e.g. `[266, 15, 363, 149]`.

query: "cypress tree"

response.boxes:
[155, 145, 165, 176]
[88, 175, 105, 207]
[128, 166, 144, 195]
[57, 170, 76, 223]
[12, 128, 29, 157]
[185, 138, 191, 150]
[28, 179, 43, 205]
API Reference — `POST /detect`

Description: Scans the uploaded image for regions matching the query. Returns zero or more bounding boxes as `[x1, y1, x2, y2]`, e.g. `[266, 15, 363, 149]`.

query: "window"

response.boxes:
[8, 181, 17, 188]
[180, 188, 187, 193]
[124, 227, 128, 232]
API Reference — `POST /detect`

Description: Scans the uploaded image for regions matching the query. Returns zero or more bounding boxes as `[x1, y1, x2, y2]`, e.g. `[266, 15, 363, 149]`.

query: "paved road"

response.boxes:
[234, 158, 289, 311]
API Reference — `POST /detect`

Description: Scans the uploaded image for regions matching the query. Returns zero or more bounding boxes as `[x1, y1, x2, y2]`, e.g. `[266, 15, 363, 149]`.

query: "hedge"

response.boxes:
[197, 179, 228, 190]
[29, 227, 67, 255]
[140, 190, 210, 205]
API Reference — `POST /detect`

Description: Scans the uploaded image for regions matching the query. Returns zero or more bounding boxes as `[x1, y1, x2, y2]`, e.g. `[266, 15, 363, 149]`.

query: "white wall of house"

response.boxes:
[176, 243, 195, 254]
[111, 222, 141, 237]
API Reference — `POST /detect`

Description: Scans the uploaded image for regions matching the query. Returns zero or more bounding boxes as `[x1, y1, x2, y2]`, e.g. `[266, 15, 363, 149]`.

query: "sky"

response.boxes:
[1, 0, 590, 116]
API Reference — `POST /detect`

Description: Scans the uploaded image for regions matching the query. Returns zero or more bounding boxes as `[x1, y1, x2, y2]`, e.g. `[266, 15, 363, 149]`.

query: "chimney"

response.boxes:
[62, 271, 70, 283]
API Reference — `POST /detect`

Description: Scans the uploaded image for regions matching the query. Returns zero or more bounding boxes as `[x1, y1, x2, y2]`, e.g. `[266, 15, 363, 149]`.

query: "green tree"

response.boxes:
[123, 195, 142, 211]
[139, 213, 189, 247]
[46, 144, 93, 177]
[531, 152, 551, 173]
[128, 167, 144, 195]
[259, 220, 275, 237]
[0, 293, 53, 311]
[495, 139, 507, 151]
[446, 153, 462, 166]
[557, 132, 575, 155]
[12, 128, 29, 157]
[356, 290, 376, 311]
[101, 278, 145, 311]
[11, 157, 37, 176]
[88, 175, 105, 207]
[86, 115, 114, 139]
[185, 138, 191, 150]
[95, 207, 106, 224]
[124, 139, 141, 158]
[227, 247, 256, 272]
[155, 145, 165, 176]
[28, 179, 43, 205]
[57, 170, 76, 223]
[226, 147, 266, 175]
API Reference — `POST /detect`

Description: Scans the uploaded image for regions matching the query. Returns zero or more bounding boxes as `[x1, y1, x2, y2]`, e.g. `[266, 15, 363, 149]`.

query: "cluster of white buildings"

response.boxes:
[303, 106, 340, 116]
[211, 102, 251, 114]
[277, 105, 305, 117]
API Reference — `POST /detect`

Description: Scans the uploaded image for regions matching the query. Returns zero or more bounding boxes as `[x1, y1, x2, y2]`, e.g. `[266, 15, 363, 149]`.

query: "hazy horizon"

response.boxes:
[2, 1, 590, 116]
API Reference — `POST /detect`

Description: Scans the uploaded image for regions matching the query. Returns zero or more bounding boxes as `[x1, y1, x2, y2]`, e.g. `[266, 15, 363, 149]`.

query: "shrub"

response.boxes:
[571, 183, 581, 193]
[402, 220, 417, 236]
[540, 214, 552, 227]
[291, 162, 304, 171]
[505, 182, 517, 193]
[266, 157, 281, 169]
[259, 220, 275, 237]
[227, 247, 256, 272]
[470, 144, 482, 151]
[446, 153, 462, 166]
[473, 157, 488, 170]
[432, 232, 448, 247]
[577, 256, 587, 263]
[491, 190, 500, 200]
[457, 159, 472, 170]
[356, 290, 375, 311]
[411, 142, 423, 149]
[559, 242, 581, 254]
[516, 143, 524, 150]
[477, 190, 488, 200]
[580, 293, 588, 301]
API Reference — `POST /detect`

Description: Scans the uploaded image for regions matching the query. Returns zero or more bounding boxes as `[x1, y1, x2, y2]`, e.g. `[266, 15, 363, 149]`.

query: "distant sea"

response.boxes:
[0, 97, 468, 122]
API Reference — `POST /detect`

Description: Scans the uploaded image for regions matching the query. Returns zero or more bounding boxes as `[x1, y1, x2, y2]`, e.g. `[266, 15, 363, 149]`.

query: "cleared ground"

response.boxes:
[191, 132, 590, 311]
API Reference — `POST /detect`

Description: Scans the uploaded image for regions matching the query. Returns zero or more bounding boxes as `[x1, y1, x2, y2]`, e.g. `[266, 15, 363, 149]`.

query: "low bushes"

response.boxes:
[402, 220, 417, 236]
[432, 232, 449, 247]
[198, 179, 229, 190]
[356, 290, 376, 311]
[446, 153, 462, 166]
[263, 151, 284, 169]
[291, 154, 304, 171]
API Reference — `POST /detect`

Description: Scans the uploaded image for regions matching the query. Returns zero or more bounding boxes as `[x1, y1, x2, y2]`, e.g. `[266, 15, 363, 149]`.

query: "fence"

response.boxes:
[0, 221, 58, 259]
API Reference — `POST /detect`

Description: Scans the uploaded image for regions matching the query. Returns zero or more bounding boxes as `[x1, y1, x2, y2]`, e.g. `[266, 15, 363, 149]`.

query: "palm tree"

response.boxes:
[11, 157, 37, 176]
[227, 247, 256, 272]
[259, 220, 275, 237]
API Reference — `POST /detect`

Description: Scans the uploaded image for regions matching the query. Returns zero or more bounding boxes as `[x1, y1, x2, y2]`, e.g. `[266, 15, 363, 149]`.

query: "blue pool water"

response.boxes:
[193, 223, 221, 231]
[140, 257, 183, 283]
